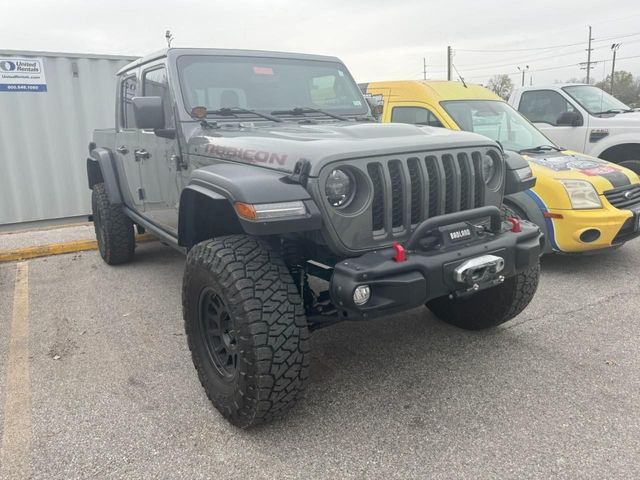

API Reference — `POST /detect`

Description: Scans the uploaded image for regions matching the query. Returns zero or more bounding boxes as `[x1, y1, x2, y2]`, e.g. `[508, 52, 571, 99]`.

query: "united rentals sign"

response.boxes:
[0, 57, 47, 92]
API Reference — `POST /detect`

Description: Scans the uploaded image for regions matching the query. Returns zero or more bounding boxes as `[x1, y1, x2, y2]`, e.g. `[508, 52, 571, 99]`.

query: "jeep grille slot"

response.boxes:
[357, 149, 489, 241]
[425, 156, 440, 217]
[367, 163, 385, 232]
[604, 184, 640, 209]
[472, 152, 485, 208]
[407, 158, 423, 224]
[458, 152, 473, 210]
[388, 160, 404, 229]
[442, 154, 458, 214]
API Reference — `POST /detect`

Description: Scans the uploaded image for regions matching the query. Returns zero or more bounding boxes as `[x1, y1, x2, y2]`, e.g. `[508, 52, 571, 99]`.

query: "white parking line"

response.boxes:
[0, 262, 31, 479]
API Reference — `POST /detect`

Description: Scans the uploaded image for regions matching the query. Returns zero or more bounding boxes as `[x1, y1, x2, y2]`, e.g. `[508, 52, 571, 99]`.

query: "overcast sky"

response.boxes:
[2, 0, 640, 86]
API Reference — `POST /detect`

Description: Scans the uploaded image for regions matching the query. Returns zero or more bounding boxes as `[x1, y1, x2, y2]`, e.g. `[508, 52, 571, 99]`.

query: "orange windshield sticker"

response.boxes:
[253, 66, 274, 75]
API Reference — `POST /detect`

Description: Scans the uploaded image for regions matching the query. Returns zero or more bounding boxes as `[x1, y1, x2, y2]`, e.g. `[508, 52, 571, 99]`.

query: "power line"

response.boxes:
[455, 30, 640, 54]
[457, 41, 584, 53]
[453, 39, 640, 74]
[464, 53, 640, 80]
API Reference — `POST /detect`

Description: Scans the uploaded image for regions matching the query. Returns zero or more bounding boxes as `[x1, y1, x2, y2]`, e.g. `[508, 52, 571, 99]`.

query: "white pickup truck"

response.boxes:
[509, 84, 640, 173]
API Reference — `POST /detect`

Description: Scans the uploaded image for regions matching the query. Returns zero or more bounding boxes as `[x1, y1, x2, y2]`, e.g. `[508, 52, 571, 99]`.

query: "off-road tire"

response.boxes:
[91, 183, 135, 265]
[183, 235, 310, 428]
[426, 263, 540, 330]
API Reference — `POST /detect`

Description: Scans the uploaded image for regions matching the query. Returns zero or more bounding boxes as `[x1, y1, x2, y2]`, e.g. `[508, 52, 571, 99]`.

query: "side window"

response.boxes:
[143, 67, 174, 128]
[519, 90, 576, 125]
[121, 75, 138, 129]
[391, 106, 444, 128]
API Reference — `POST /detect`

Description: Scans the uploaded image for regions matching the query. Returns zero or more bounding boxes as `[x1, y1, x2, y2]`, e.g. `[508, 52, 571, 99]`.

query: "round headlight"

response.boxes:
[481, 154, 498, 184]
[326, 168, 355, 208]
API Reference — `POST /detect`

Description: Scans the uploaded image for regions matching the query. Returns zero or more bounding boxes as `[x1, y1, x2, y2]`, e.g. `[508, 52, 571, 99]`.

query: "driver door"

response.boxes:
[518, 90, 589, 152]
[138, 63, 181, 234]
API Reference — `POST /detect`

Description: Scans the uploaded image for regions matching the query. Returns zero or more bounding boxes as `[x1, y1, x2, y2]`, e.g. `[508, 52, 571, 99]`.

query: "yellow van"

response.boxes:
[360, 80, 640, 254]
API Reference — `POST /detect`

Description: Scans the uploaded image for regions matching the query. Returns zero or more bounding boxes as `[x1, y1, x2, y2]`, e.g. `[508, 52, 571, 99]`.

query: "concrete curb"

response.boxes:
[0, 234, 156, 263]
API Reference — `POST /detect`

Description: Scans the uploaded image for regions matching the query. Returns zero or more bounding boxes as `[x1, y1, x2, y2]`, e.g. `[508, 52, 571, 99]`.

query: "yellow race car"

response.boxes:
[360, 80, 640, 254]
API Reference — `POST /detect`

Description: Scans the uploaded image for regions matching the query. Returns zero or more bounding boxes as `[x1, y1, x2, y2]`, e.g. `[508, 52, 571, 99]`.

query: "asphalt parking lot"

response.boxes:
[1, 239, 639, 479]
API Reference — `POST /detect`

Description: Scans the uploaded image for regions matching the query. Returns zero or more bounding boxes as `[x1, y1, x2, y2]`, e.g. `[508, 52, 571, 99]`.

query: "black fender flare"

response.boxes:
[504, 191, 552, 254]
[87, 147, 122, 205]
[178, 163, 322, 248]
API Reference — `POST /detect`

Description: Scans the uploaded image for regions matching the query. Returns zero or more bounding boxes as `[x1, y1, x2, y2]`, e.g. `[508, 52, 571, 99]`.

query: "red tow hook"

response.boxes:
[507, 217, 522, 233]
[392, 242, 407, 262]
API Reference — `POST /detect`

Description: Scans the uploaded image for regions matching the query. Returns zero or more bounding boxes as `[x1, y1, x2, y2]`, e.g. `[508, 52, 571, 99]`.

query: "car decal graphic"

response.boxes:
[524, 189, 559, 252]
[526, 154, 631, 188]
[600, 171, 632, 188]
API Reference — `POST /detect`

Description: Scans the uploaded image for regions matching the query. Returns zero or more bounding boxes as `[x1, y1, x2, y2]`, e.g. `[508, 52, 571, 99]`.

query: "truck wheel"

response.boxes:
[183, 235, 310, 428]
[426, 264, 540, 330]
[91, 183, 135, 265]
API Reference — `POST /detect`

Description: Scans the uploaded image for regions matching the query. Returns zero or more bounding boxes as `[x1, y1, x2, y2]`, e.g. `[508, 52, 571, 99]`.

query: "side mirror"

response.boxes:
[556, 111, 583, 127]
[363, 93, 384, 120]
[132, 96, 165, 130]
[504, 152, 536, 195]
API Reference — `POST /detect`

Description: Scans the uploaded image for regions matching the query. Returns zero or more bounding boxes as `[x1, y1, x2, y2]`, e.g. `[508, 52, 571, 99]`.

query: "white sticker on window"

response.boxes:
[353, 100, 362, 106]
[338, 70, 345, 77]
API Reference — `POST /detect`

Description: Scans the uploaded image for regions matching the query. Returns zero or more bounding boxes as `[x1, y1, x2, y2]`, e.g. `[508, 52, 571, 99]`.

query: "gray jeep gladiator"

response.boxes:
[87, 48, 542, 427]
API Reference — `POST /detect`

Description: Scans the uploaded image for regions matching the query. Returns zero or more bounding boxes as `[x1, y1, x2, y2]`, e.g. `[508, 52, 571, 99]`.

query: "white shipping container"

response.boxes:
[0, 50, 137, 226]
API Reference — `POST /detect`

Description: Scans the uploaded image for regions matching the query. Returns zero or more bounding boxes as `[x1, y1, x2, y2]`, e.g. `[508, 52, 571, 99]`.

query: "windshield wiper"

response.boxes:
[593, 108, 633, 115]
[518, 145, 563, 154]
[207, 107, 283, 122]
[271, 107, 349, 121]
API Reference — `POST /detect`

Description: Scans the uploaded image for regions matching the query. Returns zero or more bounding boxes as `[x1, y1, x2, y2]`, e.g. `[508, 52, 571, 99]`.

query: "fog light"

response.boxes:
[353, 285, 371, 306]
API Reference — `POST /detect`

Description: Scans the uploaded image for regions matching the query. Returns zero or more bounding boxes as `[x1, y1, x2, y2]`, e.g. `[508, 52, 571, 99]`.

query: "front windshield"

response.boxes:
[177, 55, 368, 118]
[563, 85, 631, 114]
[440, 99, 554, 152]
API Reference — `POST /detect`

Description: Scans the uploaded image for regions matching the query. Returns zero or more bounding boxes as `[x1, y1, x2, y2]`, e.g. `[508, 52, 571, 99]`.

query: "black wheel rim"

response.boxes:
[198, 287, 238, 379]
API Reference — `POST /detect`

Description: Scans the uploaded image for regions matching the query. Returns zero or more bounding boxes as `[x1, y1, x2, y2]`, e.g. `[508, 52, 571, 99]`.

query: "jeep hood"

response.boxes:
[186, 121, 498, 175]
[523, 150, 639, 192]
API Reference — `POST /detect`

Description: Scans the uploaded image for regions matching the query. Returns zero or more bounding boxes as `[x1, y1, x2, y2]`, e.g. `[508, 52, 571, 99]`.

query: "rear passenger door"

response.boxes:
[114, 72, 144, 212]
[138, 63, 181, 234]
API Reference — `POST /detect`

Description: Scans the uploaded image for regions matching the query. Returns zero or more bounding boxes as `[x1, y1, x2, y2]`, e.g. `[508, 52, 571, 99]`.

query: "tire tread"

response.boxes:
[183, 235, 310, 428]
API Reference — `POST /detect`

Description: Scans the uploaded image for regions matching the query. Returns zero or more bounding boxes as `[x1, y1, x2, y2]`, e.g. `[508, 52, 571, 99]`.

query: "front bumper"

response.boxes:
[329, 206, 542, 320]
[544, 205, 640, 253]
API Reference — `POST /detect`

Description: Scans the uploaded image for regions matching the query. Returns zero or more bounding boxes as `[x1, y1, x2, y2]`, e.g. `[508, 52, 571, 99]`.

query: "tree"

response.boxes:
[595, 71, 640, 107]
[487, 74, 514, 100]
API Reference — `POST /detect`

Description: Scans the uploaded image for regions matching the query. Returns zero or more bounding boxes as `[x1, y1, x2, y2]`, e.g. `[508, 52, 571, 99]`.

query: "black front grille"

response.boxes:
[425, 156, 440, 218]
[367, 163, 385, 231]
[388, 160, 404, 228]
[458, 153, 471, 210]
[442, 155, 456, 214]
[407, 158, 422, 224]
[367, 150, 485, 237]
[604, 184, 640, 210]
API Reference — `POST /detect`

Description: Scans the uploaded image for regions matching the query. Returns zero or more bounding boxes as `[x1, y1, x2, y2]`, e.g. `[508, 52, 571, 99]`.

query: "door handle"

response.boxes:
[134, 149, 151, 161]
[116, 145, 129, 155]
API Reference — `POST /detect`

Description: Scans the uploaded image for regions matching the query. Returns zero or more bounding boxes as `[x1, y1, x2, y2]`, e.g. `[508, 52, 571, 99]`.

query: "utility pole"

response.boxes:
[517, 65, 529, 87]
[423, 57, 427, 80]
[611, 43, 621, 95]
[447, 46, 452, 81]
[586, 25, 593, 84]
